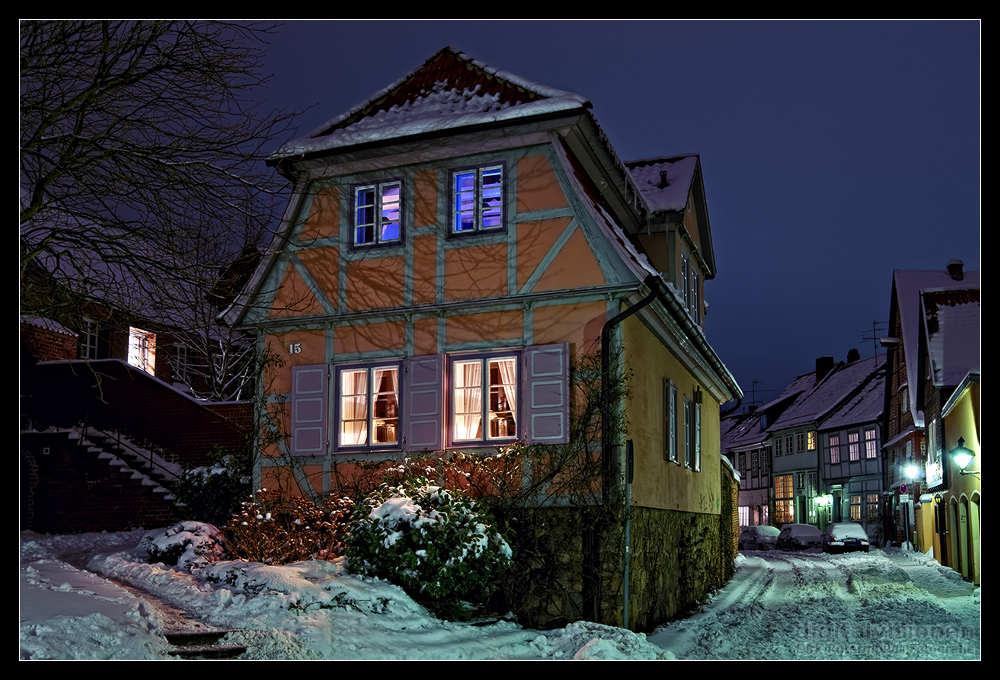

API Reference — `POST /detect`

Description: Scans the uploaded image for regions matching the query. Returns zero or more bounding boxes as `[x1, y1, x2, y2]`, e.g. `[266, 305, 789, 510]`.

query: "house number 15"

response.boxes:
[288, 343, 302, 354]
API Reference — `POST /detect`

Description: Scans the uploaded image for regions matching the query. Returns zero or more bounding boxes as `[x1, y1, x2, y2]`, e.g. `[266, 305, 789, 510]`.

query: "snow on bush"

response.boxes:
[141, 521, 225, 571]
[347, 477, 513, 604]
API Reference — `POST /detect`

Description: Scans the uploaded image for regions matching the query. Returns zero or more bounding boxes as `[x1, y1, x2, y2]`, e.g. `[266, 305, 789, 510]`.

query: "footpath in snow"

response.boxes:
[20, 530, 979, 660]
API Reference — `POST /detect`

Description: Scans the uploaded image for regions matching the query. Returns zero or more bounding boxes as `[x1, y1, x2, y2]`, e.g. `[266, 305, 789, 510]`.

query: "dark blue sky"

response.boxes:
[258, 20, 980, 403]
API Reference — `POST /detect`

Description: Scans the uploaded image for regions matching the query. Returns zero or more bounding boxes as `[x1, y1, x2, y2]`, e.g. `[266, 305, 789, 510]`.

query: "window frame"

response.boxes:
[80, 317, 100, 360]
[333, 361, 402, 452]
[448, 350, 520, 447]
[450, 163, 506, 236]
[664, 379, 678, 463]
[127, 326, 156, 375]
[352, 179, 404, 249]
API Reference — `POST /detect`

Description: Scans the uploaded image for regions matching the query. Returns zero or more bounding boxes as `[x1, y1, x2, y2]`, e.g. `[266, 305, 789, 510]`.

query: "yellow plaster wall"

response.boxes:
[622, 314, 721, 514]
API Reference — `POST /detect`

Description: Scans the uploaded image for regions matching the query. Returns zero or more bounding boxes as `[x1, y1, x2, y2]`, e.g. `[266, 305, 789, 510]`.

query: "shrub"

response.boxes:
[173, 447, 252, 526]
[142, 521, 226, 571]
[347, 477, 513, 604]
[223, 489, 353, 564]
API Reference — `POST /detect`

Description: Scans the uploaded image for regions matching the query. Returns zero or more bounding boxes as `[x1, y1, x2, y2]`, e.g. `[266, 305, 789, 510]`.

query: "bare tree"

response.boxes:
[19, 20, 294, 323]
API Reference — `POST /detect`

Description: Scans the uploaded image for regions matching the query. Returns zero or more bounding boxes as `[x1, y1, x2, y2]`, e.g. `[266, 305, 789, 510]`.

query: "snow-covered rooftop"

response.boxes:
[625, 155, 699, 214]
[922, 288, 980, 388]
[272, 46, 590, 159]
[768, 356, 884, 432]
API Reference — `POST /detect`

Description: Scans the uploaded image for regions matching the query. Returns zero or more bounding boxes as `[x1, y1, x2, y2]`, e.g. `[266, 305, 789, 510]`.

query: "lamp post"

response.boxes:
[950, 437, 980, 476]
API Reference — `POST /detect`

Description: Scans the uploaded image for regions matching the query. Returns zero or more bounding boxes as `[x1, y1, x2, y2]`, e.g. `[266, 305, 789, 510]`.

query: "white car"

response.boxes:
[823, 523, 870, 553]
[739, 525, 781, 551]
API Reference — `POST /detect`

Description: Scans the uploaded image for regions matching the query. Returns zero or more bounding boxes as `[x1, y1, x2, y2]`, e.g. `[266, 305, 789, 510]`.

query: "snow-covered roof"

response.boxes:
[720, 410, 768, 451]
[821, 363, 886, 431]
[272, 46, 590, 159]
[891, 264, 980, 424]
[20, 315, 76, 337]
[921, 288, 980, 388]
[768, 356, 884, 432]
[625, 155, 699, 214]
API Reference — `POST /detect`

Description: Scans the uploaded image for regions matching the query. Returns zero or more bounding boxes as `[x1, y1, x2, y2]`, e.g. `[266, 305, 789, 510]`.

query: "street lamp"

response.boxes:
[950, 437, 980, 476]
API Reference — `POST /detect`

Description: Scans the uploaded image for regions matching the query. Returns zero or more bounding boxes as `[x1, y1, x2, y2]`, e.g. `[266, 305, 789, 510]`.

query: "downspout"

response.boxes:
[599, 273, 664, 628]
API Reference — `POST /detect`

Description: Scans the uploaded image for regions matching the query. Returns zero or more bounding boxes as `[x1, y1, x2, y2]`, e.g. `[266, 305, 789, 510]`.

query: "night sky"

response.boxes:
[257, 20, 980, 405]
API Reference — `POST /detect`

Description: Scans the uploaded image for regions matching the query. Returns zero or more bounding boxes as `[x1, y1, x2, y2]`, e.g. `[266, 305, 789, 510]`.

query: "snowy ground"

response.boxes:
[20, 530, 980, 660]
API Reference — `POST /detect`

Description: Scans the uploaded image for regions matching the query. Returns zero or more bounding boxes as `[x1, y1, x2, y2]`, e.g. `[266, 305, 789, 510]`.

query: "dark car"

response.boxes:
[739, 525, 781, 551]
[823, 523, 870, 553]
[776, 524, 823, 551]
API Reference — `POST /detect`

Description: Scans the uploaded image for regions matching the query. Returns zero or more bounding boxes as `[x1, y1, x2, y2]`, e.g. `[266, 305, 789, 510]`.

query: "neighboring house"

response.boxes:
[765, 351, 885, 534]
[879, 260, 980, 550]
[721, 407, 771, 527]
[228, 47, 742, 629]
[914, 277, 979, 583]
[19, 245, 259, 533]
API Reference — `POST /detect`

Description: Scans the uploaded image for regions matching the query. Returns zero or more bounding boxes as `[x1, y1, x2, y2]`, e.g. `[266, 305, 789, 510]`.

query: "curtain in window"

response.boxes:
[454, 361, 482, 440]
[493, 358, 517, 436]
[373, 367, 399, 444]
[340, 370, 368, 446]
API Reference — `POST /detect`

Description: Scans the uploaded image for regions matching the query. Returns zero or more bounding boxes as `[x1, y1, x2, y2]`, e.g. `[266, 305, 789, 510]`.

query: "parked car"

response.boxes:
[739, 525, 781, 551]
[777, 524, 823, 551]
[823, 523, 870, 553]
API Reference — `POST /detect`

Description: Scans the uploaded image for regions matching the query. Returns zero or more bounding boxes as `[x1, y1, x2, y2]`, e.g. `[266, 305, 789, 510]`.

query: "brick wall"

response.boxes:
[21, 431, 180, 533]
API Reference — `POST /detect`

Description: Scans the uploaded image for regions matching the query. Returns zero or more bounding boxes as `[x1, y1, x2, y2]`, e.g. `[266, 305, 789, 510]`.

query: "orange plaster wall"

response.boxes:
[444, 243, 508, 301]
[346, 256, 405, 311]
[516, 154, 569, 213]
[516, 217, 572, 291]
[334, 320, 406, 355]
[265, 330, 328, 393]
[298, 247, 338, 305]
[261, 402, 290, 458]
[414, 169, 439, 226]
[532, 300, 606, 353]
[446, 309, 523, 346]
[412, 233, 438, 305]
[413, 317, 438, 356]
[261, 464, 324, 497]
[269, 260, 326, 318]
[300, 185, 340, 241]
[531, 227, 605, 293]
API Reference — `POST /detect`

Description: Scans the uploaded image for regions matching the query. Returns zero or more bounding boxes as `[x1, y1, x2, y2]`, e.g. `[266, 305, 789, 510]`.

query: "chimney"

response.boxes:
[816, 356, 834, 384]
[658, 170, 670, 189]
[947, 259, 965, 281]
[847, 348, 860, 363]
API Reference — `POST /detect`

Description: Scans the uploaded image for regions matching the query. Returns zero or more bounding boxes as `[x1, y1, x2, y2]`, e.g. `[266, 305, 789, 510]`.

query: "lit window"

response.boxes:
[354, 181, 402, 246]
[828, 434, 841, 464]
[452, 165, 503, 234]
[807, 431, 817, 451]
[849, 431, 860, 461]
[775, 474, 794, 523]
[452, 355, 517, 443]
[128, 327, 156, 375]
[850, 494, 862, 521]
[338, 365, 399, 448]
[865, 428, 878, 459]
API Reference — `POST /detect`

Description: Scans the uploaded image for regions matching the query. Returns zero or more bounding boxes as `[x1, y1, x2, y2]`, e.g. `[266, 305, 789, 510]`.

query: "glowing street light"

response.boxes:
[950, 437, 980, 476]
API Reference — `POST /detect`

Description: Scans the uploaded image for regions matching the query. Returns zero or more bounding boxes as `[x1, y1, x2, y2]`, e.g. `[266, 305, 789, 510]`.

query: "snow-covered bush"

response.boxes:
[347, 477, 513, 604]
[142, 521, 225, 571]
[173, 447, 252, 526]
[224, 490, 353, 564]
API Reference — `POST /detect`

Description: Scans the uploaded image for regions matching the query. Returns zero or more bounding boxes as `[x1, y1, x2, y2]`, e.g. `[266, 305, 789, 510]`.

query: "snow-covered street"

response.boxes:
[20, 530, 979, 660]
[649, 549, 980, 660]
